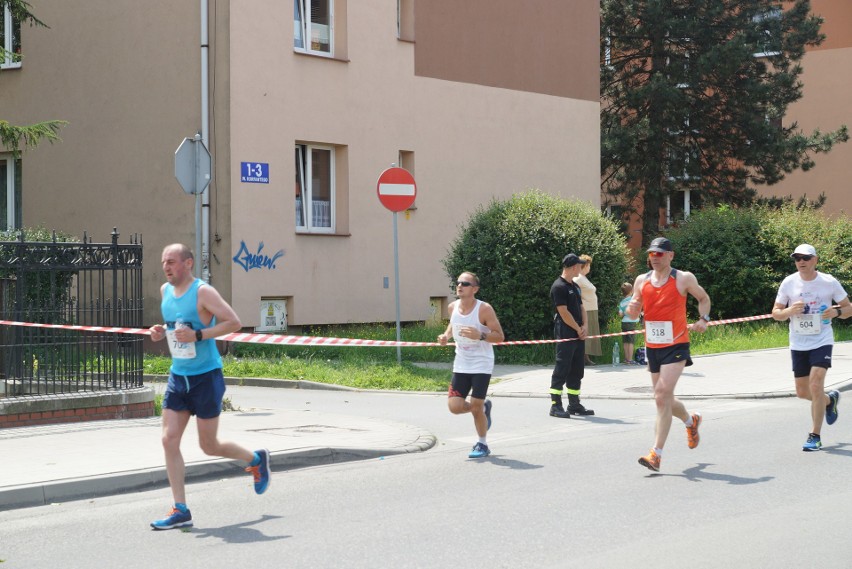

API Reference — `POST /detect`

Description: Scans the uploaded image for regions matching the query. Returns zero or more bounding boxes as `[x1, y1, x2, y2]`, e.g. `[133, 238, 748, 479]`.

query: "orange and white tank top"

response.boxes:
[641, 269, 689, 348]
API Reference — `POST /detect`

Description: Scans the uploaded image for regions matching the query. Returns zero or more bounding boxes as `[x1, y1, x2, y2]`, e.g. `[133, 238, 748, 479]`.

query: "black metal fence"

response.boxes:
[0, 229, 143, 397]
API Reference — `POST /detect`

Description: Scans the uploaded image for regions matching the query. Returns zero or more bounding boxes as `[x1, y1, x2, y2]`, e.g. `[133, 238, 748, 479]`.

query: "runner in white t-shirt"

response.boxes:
[773, 244, 852, 451]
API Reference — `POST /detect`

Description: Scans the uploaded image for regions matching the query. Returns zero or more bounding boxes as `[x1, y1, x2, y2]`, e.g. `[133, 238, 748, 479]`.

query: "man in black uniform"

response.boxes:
[550, 253, 594, 417]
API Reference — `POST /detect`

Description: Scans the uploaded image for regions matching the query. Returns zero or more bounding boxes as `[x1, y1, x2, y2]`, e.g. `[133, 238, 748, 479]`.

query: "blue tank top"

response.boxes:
[161, 278, 223, 376]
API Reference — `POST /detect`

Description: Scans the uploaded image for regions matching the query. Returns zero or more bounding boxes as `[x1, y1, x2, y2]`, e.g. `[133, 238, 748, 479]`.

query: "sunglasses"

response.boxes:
[455, 281, 475, 287]
[647, 251, 666, 258]
[793, 255, 814, 262]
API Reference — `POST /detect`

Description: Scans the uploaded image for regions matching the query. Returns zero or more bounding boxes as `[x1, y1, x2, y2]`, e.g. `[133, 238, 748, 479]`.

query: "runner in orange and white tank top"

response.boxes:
[625, 237, 711, 473]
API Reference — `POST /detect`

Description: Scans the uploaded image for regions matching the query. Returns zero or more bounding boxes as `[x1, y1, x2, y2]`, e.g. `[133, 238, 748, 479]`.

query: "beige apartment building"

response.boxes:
[1, 0, 600, 329]
[757, 0, 852, 213]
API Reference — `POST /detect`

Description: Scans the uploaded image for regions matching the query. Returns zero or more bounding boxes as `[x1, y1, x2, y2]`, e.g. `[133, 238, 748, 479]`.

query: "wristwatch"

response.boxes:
[836, 307, 842, 318]
[480, 331, 488, 341]
[700, 314, 711, 323]
[195, 329, 203, 342]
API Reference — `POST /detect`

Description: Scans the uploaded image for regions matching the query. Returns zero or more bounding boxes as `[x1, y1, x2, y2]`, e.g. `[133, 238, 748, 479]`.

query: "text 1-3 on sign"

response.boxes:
[241, 162, 269, 184]
[376, 167, 416, 212]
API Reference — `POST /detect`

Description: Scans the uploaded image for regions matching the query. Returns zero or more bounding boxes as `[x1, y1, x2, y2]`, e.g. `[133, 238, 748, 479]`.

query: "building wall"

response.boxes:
[754, 1, 852, 215]
[0, 0, 228, 325]
[2, 0, 600, 328]
[226, 0, 600, 327]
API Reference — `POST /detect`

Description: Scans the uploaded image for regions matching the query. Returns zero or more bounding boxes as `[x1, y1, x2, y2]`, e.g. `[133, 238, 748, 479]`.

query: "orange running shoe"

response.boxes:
[686, 412, 702, 449]
[638, 449, 661, 472]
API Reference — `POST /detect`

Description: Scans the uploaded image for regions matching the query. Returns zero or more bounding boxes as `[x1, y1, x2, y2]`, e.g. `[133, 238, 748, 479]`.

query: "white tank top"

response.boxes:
[451, 299, 495, 374]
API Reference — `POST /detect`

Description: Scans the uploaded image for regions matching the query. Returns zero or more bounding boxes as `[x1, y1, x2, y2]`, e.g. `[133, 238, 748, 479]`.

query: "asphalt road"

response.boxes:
[1, 388, 850, 568]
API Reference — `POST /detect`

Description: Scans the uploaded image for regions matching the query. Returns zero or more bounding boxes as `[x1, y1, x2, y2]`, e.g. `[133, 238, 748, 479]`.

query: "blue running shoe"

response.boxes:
[246, 449, 271, 494]
[468, 442, 491, 459]
[150, 506, 193, 530]
[826, 390, 840, 425]
[484, 399, 493, 431]
[802, 433, 822, 452]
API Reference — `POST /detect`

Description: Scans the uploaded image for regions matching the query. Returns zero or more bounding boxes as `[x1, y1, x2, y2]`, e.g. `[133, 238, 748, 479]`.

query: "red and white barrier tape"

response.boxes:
[0, 313, 775, 348]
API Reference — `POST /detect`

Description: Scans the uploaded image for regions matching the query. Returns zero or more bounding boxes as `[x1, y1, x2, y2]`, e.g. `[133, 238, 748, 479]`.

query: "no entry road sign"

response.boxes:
[376, 167, 417, 212]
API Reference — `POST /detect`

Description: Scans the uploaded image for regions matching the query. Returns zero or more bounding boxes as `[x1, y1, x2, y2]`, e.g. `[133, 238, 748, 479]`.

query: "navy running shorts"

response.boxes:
[163, 368, 227, 419]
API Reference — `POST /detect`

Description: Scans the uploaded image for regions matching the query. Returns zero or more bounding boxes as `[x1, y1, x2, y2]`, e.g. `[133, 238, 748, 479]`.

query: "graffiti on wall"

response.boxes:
[232, 241, 285, 272]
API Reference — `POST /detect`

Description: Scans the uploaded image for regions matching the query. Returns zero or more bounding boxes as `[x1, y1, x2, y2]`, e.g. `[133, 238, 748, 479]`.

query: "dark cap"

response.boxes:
[562, 253, 587, 267]
[647, 237, 673, 253]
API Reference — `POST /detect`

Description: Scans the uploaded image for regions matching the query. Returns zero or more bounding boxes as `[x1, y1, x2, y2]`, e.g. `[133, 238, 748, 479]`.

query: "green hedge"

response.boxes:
[442, 191, 629, 340]
[664, 204, 852, 321]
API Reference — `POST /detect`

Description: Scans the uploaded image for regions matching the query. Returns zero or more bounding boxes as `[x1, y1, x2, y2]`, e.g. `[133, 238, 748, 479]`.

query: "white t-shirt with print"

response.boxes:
[775, 271, 848, 351]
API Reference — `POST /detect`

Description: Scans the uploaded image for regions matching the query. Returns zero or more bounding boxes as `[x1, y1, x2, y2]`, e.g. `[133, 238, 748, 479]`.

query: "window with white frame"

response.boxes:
[0, 156, 22, 231]
[294, 0, 333, 55]
[295, 144, 334, 233]
[1, 3, 22, 69]
[666, 189, 691, 225]
[753, 6, 782, 58]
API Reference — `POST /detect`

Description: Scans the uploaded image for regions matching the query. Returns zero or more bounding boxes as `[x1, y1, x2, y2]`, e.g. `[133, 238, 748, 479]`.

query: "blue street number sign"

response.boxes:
[241, 162, 269, 184]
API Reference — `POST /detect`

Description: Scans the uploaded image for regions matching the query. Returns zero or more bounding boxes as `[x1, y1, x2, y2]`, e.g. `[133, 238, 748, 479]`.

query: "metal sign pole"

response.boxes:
[194, 135, 203, 278]
[194, 192, 202, 278]
[393, 211, 402, 364]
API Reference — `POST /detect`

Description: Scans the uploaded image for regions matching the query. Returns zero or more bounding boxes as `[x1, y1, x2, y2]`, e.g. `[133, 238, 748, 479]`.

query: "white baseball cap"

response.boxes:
[791, 244, 817, 257]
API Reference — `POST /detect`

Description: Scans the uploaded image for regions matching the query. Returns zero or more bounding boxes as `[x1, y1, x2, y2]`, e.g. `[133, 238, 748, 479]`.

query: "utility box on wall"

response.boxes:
[256, 298, 288, 332]
[427, 297, 446, 326]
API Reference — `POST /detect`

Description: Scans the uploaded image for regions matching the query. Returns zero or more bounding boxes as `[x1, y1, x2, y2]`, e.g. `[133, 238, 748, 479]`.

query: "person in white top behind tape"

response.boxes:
[438, 272, 505, 459]
[772, 243, 852, 452]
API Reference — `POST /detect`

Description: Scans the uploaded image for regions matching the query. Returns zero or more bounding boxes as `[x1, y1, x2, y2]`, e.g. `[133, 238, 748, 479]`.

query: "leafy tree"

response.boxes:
[1, 0, 65, 155]
[663, 206, 777, 319]
[601, 0, 848, 241]
[443, 191, 629, 341]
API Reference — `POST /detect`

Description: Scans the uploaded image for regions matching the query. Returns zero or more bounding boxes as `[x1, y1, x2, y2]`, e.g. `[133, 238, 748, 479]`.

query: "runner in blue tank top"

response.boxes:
[147, 243, 271, 530]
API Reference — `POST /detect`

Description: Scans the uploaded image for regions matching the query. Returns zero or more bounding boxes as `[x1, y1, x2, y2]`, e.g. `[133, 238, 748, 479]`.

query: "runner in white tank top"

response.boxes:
[438, 272, 505, 459]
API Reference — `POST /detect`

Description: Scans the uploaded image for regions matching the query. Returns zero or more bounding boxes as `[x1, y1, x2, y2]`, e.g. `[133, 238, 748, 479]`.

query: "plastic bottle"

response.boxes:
[175, 312, 188, 331]
[612, 341, 620, 366]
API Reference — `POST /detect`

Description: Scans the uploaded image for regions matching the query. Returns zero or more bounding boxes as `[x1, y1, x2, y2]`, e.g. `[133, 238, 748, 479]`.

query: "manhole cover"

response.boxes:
[624, 386, 654, 394]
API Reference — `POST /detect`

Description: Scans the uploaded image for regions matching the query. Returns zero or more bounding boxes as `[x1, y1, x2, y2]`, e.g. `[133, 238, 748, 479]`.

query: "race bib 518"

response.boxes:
[645, 320, 674, 344]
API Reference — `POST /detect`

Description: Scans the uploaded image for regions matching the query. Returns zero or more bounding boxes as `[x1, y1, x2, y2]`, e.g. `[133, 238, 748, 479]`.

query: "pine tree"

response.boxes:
[1, 0, 65, 155]
[601, 0, 848, 239]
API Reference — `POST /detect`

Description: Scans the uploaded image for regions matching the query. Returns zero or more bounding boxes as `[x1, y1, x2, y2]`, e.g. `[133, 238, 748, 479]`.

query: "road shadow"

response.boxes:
[475, 455, 544, 470]
[191, 514, 289, 543]
[647, 462, 773, 485]
[567, 415, 634, 426]
[820, 441, 852, 458]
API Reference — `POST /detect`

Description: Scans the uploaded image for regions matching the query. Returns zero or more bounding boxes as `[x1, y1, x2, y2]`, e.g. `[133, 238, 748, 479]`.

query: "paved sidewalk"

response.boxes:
[488, 342, 852, 400]
[3, 342, 852, 511]
[0, 409, 435, 511]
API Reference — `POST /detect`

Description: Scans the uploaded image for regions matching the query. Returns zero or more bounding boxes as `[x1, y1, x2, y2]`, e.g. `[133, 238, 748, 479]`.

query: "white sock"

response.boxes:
[684, 415, 694, 428]
[653, 447, 663, 456]
[478, 436, 487, 445]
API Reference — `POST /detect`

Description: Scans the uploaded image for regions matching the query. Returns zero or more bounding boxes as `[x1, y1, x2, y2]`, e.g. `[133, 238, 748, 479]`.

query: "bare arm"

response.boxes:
[172, 284, 242, 343]
[556, 305, 587, 340]
[478, 302, 505, 344]
[822, 296, 852, 320]
[625, 274, 645, 320]
[773, 299, 804, 321]
[148, 283, 169, 342]
[437, 301, 457, 345]
[678, 271, 710, 333]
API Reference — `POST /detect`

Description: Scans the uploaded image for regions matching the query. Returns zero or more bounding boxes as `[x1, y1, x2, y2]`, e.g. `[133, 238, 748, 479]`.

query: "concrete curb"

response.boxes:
[488, 377, 852, 401]
[145, 374, 359, 391]
[0, 431, 437, 511]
